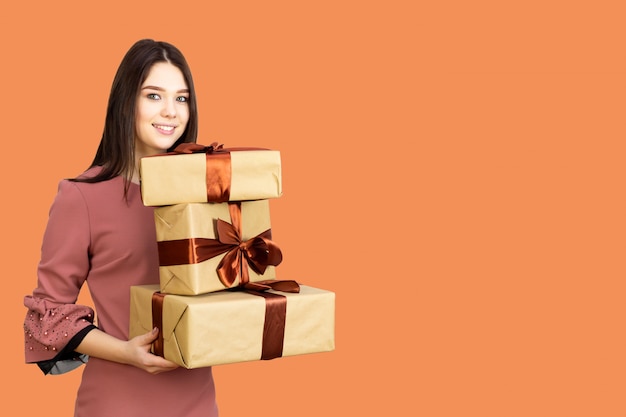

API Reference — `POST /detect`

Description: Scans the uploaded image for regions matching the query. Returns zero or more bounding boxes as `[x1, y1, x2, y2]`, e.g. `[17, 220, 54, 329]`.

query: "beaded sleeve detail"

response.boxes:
[24, 296, 97, 374]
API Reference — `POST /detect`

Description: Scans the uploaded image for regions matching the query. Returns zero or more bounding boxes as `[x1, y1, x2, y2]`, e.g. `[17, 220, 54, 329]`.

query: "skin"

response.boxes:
[75, 62, 191, 374]
[132, 61, 190, 183]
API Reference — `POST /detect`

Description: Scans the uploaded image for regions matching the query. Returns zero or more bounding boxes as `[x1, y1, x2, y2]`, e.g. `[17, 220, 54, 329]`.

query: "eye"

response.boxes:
[147, 93, 161, 100]
[176, 96, 189, 103]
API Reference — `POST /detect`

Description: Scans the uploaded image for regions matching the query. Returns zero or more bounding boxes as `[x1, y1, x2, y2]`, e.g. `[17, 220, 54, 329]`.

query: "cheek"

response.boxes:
[136, 100, 160, 121]
[180, 107, 191, 127]
[135, 105, 149, 125]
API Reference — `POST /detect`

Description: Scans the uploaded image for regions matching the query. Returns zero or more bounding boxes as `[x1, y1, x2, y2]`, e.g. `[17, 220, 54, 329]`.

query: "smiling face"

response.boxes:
[134, 62, 190, 158]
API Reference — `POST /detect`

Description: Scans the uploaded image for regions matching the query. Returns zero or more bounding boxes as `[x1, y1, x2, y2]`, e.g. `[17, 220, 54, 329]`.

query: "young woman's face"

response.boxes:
[134, 62, 190, 158]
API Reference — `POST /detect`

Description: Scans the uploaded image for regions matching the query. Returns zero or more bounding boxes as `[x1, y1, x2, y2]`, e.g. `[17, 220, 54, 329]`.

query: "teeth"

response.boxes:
[154, 124, 174, 131]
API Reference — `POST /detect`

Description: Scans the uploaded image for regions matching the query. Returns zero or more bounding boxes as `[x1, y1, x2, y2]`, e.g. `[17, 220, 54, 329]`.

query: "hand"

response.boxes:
[125, 327, 180, 374]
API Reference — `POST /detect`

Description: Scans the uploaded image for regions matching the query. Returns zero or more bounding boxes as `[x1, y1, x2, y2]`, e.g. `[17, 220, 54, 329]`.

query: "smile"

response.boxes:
[153, 124, 175, 132]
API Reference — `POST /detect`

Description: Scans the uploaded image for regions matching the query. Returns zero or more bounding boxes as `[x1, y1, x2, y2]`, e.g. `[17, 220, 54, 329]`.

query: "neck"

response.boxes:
[130, 159, 141, 184]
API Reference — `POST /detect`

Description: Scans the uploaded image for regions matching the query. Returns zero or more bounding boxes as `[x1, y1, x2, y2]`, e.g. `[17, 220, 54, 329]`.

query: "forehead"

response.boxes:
[142, 62, 188, 89]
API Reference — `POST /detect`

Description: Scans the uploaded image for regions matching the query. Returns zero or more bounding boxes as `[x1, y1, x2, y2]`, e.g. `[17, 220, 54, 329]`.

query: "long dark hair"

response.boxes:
[73, 39, 198, 193]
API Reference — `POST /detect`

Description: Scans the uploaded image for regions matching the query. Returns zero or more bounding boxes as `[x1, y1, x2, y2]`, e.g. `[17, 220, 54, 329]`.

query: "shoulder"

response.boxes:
[63, 167, 125, 194]
[53, 168, 125, 208]
[74, 165, 104, 181]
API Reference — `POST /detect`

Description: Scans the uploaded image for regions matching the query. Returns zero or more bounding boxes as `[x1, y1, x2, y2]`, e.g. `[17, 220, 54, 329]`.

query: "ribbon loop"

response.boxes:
[241, 236, 283, 275]
[216, 218, 241, 246]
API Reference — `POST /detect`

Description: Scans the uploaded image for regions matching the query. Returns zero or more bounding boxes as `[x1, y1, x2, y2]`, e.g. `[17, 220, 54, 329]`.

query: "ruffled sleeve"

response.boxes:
[23, 180, 97, 375]
[24, 297, 96, 374]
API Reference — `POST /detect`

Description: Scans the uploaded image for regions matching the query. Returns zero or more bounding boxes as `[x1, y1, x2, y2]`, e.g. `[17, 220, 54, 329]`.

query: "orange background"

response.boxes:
[2, 1, 625, 416]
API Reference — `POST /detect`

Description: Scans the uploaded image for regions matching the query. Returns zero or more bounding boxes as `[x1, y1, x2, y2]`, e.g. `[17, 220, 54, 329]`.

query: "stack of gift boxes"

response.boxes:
[128, 143, 335, 369]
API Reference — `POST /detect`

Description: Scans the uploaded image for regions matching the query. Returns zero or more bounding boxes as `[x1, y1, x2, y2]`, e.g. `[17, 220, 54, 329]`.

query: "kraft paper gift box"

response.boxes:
[155, 200, 282, 295]
[129, 283, 335, 369]
[140, 143, 282, 206]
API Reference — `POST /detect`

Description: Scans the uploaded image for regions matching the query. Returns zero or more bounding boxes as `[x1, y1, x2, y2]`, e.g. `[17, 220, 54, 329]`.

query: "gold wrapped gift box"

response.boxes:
[129, 284, 335, 369]
[140, 146, 282, 206]
[154, 200, 282, 295]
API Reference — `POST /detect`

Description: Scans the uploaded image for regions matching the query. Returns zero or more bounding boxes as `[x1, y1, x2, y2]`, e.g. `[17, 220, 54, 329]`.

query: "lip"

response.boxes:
[153, 123, 177, 135]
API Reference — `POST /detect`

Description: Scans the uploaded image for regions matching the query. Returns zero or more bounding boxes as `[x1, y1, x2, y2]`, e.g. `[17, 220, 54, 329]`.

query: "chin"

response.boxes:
[155, 138, 181, 152]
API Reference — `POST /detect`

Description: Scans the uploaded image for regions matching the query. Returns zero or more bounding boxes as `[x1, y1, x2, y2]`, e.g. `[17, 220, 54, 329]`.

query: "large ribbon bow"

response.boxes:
[215, 210, 283, 287]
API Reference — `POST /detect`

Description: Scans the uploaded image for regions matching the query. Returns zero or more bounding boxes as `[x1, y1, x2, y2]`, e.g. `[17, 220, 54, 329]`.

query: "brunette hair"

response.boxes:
[73, 39, 198, 192]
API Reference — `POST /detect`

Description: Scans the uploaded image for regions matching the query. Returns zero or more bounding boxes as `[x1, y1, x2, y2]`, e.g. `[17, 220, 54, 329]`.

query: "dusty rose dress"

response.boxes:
[23, 168, 218, 417]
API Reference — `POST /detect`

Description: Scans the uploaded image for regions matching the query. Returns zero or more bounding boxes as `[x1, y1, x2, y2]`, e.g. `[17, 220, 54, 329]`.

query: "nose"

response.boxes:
[161, 98, 177, 118]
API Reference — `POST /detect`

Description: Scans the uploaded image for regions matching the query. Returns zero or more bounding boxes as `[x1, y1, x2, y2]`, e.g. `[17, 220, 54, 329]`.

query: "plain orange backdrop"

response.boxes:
[2, 1, 626, 416]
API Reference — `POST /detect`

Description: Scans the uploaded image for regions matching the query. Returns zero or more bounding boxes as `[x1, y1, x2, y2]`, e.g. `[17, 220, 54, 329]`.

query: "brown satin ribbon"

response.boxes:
[250, 291, 287, 360]
[157, 203, 283, 287]
[150, 280, 300, 361]
[241, 280, 299, 360]
[151, 292, 166, 357]
[205, 152, 231, 202]
[172, 142, 270, 203]
[171, 142, 231, 202]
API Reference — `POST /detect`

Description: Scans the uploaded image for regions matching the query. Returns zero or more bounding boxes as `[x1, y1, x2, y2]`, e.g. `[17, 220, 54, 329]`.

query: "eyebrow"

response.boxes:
[142, 85, 190, 94]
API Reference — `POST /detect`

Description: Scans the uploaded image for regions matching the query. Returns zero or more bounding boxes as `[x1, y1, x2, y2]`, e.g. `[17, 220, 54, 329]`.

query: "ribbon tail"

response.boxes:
[239, 250, 250, 285]
[255, 279, 300, 293]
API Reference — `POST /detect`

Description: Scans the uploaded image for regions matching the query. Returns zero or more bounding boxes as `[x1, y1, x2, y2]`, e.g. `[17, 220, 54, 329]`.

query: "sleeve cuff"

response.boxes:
[36, 324, 97, 375]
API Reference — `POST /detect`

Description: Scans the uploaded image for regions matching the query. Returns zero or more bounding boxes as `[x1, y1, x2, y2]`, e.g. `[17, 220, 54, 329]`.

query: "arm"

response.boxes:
[76, 327, 178, 374]
[25, 180, 178, 374]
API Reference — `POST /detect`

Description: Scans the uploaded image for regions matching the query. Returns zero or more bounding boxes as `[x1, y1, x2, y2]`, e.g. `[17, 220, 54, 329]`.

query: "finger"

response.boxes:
[150, 356, 179, 369]
[139, 327, 160, 344]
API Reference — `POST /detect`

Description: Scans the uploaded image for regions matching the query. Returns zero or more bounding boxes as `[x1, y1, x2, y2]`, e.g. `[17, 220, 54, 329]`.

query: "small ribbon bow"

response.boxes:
[173, 142, 224, 154]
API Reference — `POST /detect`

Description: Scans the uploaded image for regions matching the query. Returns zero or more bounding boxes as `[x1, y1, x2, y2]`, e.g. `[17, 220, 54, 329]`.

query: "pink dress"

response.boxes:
[23, 168, 218, 417]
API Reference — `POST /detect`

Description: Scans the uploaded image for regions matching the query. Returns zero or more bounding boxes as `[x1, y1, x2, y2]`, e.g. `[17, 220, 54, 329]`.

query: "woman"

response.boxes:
[23, 39, 219, 416]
